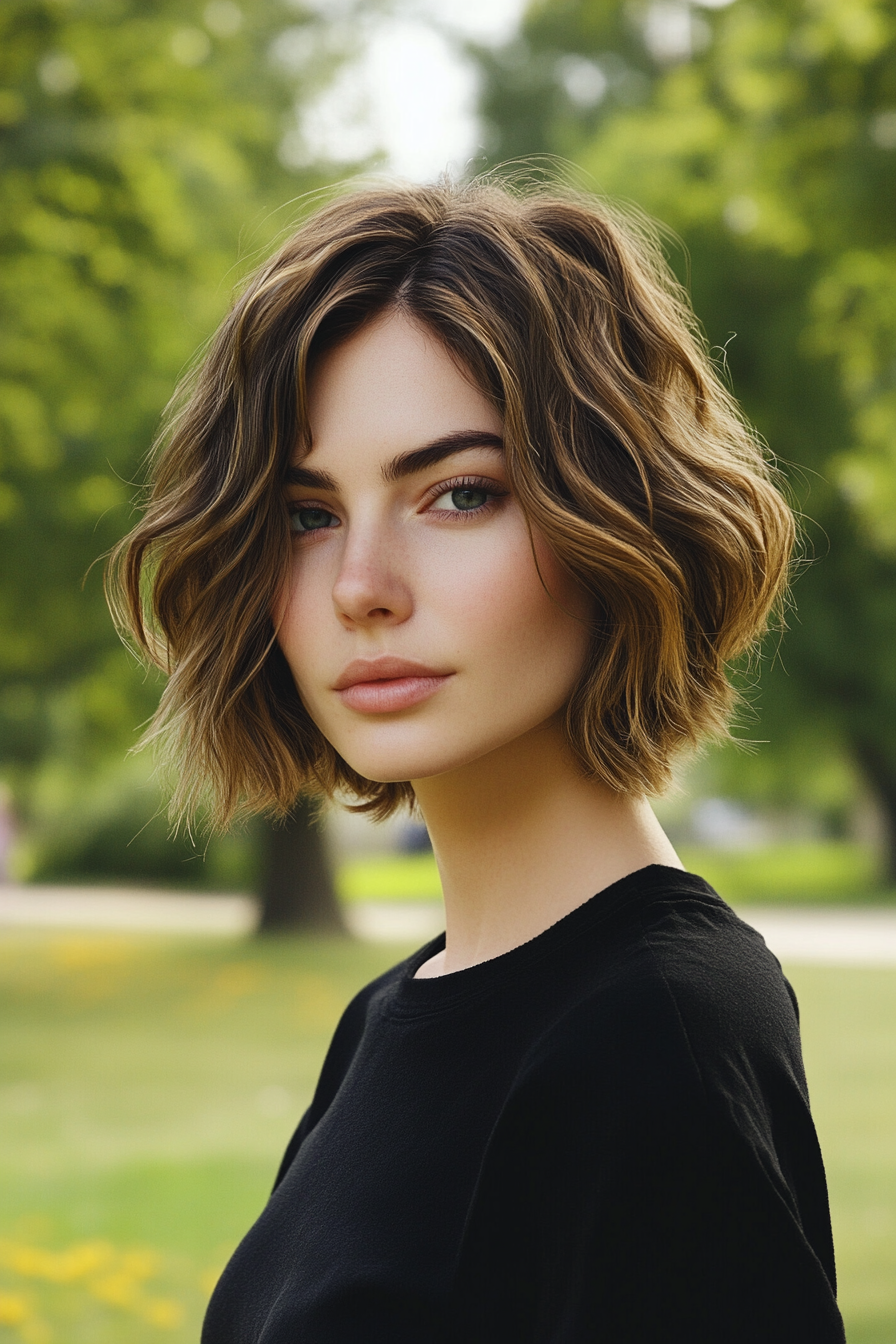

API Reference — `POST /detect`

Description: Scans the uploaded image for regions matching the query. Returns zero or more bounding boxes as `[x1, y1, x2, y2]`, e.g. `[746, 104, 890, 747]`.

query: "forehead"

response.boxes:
[304, 309, 503, 464]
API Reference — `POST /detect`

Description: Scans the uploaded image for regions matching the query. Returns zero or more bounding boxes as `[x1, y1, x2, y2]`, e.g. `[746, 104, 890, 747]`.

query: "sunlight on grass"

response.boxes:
[337, 840, 888, 906]
[678, 841, 888, 904]
[789, 967, 896, 1344]
[337, 851, 441, 902]
[0, 932, 404, 1341]
[0, 931, 893, 1341]
[0, 1238, 184, 1338]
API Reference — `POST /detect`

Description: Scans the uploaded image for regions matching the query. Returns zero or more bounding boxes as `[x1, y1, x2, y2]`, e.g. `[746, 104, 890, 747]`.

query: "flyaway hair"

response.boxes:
[108, 176, 795, 828]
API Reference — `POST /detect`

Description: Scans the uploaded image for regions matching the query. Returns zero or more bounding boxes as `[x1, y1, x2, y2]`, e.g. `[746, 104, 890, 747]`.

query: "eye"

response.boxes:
[427, 478, 506, 515]
[438, 486, 490, 512]
[289, 505, 339, 534]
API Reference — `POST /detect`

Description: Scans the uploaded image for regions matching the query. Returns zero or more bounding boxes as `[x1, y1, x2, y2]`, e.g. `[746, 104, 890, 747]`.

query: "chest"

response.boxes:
[202, 1005, 528, 1344]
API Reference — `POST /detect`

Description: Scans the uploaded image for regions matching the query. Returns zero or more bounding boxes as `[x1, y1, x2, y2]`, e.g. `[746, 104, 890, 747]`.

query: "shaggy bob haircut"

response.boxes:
[110, 177, 794, 827]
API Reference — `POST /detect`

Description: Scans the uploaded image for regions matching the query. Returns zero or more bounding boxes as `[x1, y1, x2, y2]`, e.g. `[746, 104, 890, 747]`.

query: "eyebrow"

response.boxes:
[284, 430, 504, 492]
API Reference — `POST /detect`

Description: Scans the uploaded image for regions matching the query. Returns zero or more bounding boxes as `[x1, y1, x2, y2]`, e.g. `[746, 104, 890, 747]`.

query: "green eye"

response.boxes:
[450, 487, 489, 511]
[291, 507, 336, 533]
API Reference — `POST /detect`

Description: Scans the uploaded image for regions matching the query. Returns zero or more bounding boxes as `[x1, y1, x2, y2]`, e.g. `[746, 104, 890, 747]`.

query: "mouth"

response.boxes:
[333, 657, 454, 714]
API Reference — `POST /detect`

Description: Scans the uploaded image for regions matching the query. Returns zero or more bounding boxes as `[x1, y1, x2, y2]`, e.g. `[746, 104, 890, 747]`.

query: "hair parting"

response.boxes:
[108, 174, 795, 830]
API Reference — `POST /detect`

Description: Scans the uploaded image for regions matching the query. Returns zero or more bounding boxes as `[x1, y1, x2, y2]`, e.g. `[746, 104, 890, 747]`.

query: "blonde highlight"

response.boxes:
[108, 176, 794, 829]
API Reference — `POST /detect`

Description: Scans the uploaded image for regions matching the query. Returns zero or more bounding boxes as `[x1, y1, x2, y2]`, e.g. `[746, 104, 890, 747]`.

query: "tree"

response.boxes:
[475, 0, 896, 877]
[258, 799, 343, 934]
[0, 0, 349, 922]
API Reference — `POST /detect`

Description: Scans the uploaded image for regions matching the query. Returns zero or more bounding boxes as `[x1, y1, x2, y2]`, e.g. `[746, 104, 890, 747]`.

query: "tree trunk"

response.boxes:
[853, 739, 896, 886]
[257, 799, 346, 934]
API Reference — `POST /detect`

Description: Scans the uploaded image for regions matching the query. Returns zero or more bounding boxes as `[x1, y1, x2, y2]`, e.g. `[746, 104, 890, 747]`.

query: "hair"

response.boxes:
[108, 174, 794, 828]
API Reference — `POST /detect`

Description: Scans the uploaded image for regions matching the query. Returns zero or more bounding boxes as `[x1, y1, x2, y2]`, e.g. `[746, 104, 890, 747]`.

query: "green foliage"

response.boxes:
[477, 0, 896, 866]
[0, 0, 340, 875]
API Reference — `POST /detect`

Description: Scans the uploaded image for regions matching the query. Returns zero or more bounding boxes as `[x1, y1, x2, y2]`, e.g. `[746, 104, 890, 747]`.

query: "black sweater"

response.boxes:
[203, 866, 845, 1343]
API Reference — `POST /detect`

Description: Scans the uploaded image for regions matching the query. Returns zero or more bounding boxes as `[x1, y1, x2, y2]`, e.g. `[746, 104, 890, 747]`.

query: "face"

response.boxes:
[274, 308, 593, 786]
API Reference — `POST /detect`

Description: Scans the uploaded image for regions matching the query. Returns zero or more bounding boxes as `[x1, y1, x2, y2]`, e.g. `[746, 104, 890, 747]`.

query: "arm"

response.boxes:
[452, 997, 845, 1343]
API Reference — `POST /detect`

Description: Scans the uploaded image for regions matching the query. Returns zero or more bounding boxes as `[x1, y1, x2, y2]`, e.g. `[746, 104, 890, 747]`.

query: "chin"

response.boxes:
[332, 716, 550, 787]
[339, 751, 463, 786]
[326, 703, 571, 788]
[333, 730, 494, 787]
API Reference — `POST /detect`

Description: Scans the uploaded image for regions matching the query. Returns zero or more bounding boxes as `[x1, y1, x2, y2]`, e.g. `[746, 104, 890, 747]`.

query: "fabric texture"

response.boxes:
[202, 865, 845, 1343]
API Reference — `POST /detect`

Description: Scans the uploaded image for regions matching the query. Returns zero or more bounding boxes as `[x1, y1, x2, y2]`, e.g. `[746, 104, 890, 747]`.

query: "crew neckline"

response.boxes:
[389, 864, 718, 1019]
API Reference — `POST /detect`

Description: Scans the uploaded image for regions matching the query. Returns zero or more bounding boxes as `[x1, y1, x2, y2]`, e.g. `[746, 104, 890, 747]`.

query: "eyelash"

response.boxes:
[422, 475, 509, 519]
[287, 474, 509, 535]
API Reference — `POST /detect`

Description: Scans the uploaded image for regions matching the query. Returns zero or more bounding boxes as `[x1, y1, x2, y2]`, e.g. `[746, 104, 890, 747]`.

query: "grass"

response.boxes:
[0, 931, 894, 1342]
[677, 841, 892, 905]
[337, 850, 444, 902]
[337, 838, 893, 905]
[793, 966, 896, 1343]
[0, 933, 397, 1343]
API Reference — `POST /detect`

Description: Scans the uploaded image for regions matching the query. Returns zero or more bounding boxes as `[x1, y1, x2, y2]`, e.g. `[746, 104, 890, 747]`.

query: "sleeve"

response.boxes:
[271, 977, 379, 1192]
[451, 996, 845, 1344]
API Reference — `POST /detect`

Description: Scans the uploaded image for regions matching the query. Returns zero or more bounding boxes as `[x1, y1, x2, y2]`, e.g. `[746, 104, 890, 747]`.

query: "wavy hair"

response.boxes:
[109, 176, 794, 827]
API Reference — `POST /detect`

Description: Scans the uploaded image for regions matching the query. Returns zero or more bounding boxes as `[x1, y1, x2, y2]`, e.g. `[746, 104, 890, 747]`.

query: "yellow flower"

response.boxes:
[120, 1248, 160, 1280]
[199, 1266, 221, 1295]
[0, 1238, 114, 1282]
[0, 1290, 30, 1324]
[142, 1296, 184, 1328]
[89, 1270, 141, 1308]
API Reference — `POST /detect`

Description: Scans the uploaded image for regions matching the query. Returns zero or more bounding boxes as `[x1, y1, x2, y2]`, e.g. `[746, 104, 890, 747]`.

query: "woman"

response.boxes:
[112, 179, 845, 1342]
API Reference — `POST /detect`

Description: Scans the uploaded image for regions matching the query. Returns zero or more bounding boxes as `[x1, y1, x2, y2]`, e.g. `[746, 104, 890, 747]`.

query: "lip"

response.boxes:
[333, 657, 453, 714]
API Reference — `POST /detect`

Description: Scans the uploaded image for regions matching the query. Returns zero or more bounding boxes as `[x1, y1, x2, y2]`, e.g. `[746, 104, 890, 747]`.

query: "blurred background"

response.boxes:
[1, 0, 894, 1340]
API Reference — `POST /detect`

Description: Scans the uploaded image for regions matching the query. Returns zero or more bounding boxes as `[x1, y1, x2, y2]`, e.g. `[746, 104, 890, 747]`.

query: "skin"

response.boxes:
[275, 308, 681, 978]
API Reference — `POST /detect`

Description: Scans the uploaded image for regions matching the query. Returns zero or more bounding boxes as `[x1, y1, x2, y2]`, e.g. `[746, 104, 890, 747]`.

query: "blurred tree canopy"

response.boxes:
[3, 0, 895, 888]
[477, 0, 896, 876]
[0, 0, 343, 883]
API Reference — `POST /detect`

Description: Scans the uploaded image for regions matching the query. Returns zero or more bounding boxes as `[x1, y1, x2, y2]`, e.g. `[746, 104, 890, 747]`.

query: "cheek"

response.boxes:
[271, 576, 289, 635]
[272, 551, 331, 677]
[439, 526, 592, 691]
[271, 572, 299, 670]
[511, 547, 593, 695]
[530, 535, 595, 639]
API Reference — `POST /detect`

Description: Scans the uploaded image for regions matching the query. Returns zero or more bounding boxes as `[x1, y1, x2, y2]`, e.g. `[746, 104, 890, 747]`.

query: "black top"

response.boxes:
[203, 866, 845, 1343]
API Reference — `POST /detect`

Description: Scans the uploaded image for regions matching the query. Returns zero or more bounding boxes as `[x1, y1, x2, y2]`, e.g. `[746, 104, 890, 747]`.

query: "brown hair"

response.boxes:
[109, 176, 794, 827]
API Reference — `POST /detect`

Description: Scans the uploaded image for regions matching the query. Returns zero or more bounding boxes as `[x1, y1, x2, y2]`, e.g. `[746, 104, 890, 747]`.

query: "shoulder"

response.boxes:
[518, 873, 807, 1122]
[637, 876, 807, 1101]
[302, 946, 424, 1115]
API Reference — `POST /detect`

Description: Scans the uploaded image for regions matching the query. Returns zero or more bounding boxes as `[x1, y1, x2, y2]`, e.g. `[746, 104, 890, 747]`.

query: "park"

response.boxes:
[1, 0, 894, 1338]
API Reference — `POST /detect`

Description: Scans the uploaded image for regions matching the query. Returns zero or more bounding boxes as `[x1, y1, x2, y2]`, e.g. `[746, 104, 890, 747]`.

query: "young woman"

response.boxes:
[112, 179, 845, 1342]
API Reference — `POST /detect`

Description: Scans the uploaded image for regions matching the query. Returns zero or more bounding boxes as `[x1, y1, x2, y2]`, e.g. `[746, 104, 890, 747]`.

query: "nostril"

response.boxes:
[331, 560, 413, 625]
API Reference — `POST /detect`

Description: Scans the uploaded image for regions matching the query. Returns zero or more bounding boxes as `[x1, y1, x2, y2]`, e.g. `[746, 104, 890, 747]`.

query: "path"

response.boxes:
[2, 884, 896, 965]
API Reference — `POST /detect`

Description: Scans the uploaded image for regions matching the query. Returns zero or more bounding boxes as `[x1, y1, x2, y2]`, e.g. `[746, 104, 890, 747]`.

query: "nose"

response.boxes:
[331, 524, 413, 628]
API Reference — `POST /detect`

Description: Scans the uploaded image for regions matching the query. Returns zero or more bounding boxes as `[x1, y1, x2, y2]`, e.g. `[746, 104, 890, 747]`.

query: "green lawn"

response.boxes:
[338, 839, 893, 905]
[0, 929, 893, 1342]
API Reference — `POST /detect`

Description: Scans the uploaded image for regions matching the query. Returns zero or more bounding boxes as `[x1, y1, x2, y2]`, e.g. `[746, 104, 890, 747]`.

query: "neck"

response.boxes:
[411, 718, 682, 978]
